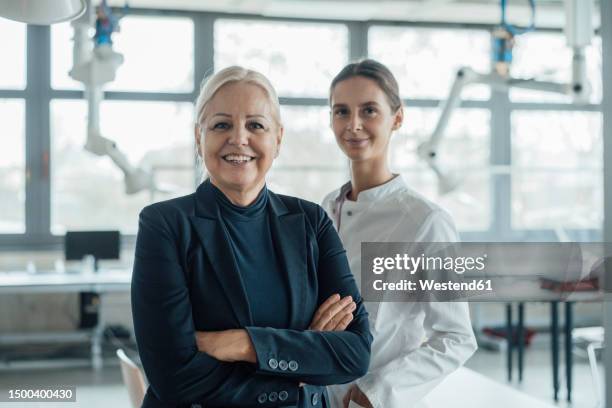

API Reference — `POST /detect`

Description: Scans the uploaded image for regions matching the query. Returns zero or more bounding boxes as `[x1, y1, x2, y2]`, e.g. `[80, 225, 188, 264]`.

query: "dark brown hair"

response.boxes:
[329, 59, 402, 112]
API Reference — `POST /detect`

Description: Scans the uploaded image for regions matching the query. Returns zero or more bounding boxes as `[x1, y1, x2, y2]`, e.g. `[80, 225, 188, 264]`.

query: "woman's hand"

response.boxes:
[343, 384, 374, 408]
[195, 329, 257, 363]
[309, 294, 356, 331]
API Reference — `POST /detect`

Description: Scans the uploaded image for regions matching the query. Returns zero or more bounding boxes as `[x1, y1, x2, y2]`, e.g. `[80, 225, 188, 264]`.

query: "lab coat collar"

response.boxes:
[334, 174, 406, 204]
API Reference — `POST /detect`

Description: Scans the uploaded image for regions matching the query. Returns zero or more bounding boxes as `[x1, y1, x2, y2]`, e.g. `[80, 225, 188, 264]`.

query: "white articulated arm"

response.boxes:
[70, 0, 154, 195]
[420, 0, 593, 195]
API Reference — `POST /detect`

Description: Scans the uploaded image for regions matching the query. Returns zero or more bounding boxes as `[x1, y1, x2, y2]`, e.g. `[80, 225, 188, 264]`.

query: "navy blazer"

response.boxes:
[131, 180, 372, 407]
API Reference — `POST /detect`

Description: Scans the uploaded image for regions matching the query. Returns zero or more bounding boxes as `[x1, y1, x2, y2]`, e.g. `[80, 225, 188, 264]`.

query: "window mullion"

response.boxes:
[25, 25, 52, 240]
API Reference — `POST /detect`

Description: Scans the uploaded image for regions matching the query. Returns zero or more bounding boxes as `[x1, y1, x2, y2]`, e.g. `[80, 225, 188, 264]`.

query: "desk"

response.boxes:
[463, 276, 602, 402]
[504, 292, 602, 403]
[0, 270, 131, 369]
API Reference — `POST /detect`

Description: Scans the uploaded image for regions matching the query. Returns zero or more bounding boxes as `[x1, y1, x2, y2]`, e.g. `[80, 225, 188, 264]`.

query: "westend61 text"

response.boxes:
[373, 279, 493, 292]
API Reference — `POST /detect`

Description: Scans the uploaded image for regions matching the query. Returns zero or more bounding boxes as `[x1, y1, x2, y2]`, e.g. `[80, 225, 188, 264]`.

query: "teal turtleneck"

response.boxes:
[212, 182, 290, 328]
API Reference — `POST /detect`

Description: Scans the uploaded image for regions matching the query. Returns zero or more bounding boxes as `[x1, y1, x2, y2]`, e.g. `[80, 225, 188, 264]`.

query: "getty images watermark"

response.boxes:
[361, 242, 612, 302]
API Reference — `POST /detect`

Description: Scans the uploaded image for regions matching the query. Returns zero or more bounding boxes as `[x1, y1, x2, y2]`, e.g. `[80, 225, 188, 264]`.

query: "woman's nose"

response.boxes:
[347, 113, 363, 132]
[228, 126, 249, 146]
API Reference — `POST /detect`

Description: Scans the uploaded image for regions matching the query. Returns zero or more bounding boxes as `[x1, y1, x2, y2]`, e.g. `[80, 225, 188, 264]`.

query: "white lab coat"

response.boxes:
[321, 175, 478, 408]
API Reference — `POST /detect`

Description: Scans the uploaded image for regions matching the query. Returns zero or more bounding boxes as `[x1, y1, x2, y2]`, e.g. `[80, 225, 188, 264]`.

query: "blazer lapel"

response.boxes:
[189, 181, 253, 327]
[269, 193, 307, 328]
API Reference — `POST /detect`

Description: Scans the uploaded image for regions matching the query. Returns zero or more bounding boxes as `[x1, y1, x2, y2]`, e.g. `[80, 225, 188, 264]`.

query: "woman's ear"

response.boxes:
[275, 126, 284, 158]
[194, 125, 203, 157]
[392, 107, 404, 131]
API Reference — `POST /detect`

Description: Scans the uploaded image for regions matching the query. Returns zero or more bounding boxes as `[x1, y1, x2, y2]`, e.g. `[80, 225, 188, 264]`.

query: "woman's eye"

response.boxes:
[248, 122, 265, 130]
[334, 109, 348, 117]
[212, 122, 230, 130]
[363, 107, 377, 116]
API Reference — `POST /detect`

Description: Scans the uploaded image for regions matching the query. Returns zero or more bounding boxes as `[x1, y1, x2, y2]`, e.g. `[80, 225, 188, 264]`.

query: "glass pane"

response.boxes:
[275, 106, 346, 168]
[401, 170, 491, 232]
[512, 170, 602, 230]
[50, 100, 195, 234]
[267, 169, 348, 205]
[511, 111, 603, 229]
[269, 106, 348, 204]
[52, 16, 194, 92]
[215, 20, 348, 98]
[511, 111, 602, 168]
[368, 26, 490, 100]
[510, 33, 602, 104]
[0, 100, 26, 233]
[0, 18, 26, 89]
[390, 107, 491, 231]
[390, 108, 490, 169]
[51, 22, 82, 90]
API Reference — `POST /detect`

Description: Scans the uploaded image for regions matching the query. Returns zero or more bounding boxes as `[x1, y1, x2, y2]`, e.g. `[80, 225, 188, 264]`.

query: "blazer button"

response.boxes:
[191, 404, 202, 408]
[279, 390, 289, 401]
[311, 392, 319, 405]
[268, 358, 278, 369]
[288, 360, 298, 371]
[268, 391, 278, 402]
[278, 359, 288, 371]
[257, 393, 268, 404]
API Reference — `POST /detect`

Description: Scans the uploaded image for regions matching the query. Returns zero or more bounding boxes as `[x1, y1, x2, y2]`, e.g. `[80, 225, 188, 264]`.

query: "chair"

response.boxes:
[572, 326, 604, 407]
[116, 349, 147, 408]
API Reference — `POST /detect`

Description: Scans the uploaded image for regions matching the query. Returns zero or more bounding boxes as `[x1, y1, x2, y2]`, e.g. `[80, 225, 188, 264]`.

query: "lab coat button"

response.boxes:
[268, 391, 278, 402]
[311, 392, 319, 405]
[347, 210, 353, 216]
[268, 358, 278, 369]
[278, 359, 288, 370]
[279, 390, 288, 401]
[257, 393, 267, 404]
[288, 360, 298, 371]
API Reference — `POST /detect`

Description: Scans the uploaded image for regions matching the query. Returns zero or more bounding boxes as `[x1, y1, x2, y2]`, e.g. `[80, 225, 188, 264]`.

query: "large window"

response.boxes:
[0, 11, 603, 247]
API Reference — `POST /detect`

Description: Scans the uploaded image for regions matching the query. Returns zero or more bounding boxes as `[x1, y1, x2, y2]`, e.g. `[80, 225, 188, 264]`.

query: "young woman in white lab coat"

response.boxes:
[322, 59, 478, 408]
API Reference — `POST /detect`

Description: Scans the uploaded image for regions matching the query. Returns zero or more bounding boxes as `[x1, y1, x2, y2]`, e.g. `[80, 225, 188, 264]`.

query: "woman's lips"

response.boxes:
[344, 138, 369, 148]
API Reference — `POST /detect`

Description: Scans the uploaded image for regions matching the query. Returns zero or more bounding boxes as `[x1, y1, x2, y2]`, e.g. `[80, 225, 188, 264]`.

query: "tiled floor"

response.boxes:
[0, 345, 604, 407]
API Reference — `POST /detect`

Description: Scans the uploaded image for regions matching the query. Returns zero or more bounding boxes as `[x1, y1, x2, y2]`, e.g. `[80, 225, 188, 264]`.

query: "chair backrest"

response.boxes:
[116, 349, 147, 408]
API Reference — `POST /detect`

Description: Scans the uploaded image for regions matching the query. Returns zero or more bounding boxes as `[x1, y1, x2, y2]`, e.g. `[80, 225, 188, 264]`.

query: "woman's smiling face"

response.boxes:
[197, 81, 283, 196]
[330, 76, 402, 164]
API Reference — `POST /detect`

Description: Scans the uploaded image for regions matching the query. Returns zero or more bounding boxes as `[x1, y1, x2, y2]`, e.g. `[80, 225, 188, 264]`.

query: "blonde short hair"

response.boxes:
[195, 66, 282, 129]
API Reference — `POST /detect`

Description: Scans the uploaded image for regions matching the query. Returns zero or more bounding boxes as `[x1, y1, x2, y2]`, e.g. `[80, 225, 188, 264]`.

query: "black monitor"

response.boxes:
[64, 230, 121, 268]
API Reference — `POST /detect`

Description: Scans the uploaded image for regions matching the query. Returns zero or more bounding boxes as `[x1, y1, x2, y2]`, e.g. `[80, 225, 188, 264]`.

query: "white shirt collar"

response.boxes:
[335, 174, 406, 204]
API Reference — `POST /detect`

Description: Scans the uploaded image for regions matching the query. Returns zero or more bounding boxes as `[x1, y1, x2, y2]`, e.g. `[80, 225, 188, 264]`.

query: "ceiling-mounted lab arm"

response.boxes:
[70, 0, 154, 195]
[419, 0, 593, 194]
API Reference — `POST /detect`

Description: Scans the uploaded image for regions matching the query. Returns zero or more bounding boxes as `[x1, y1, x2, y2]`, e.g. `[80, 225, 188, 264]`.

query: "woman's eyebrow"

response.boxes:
[360, 101, 380, 107]
[246, 114, 266, 119]
[212, 113, 232, 118]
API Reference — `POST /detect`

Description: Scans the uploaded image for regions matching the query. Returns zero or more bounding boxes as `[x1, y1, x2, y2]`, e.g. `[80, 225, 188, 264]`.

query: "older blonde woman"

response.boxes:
[131, 66, 372, 408]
